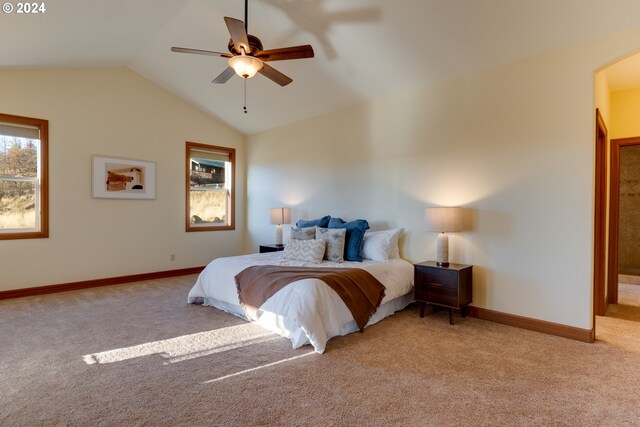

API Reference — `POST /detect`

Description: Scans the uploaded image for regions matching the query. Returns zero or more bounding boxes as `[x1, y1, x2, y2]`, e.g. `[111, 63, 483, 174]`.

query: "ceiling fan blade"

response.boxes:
[224, 17, 250, 53]
[171, 47, 231, 58]
[258, 63, 293, 87]
[255, 45, 315, 62]
[212, 67, 236, 84]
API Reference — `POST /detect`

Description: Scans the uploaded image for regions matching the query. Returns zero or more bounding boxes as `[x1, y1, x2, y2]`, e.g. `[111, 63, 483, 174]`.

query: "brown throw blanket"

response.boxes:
[234, 265, 386, 331]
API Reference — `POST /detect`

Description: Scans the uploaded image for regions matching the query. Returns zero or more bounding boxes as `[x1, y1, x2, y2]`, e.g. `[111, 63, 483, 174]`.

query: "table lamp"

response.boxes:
[425, 207, 462, 267]
[269, 207, 291, 246]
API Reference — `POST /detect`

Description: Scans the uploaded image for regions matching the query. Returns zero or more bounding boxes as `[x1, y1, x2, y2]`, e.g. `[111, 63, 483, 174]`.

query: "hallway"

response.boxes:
[595, 277, 640, 353]
[617, 275, 640, 306]
[600, 276, 640, 323]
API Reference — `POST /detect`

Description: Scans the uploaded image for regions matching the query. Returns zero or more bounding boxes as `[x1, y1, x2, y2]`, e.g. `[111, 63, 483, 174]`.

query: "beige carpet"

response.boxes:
[2, 276, 640, 426]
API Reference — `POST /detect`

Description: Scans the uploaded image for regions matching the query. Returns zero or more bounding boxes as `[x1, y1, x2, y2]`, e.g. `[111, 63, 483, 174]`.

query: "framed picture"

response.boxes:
[92, 155, 156, 199]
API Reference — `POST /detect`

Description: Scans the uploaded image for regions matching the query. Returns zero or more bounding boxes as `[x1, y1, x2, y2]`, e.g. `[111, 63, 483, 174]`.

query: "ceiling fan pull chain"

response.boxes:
[243, 78, 248, 114]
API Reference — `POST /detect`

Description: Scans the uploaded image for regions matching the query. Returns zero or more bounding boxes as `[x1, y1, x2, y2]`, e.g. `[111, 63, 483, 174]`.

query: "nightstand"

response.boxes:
[259, 244, 285, 253]
[414, 261, 472, 325]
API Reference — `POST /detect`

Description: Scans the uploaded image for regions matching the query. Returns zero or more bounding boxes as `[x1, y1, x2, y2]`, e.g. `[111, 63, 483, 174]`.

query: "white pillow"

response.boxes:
[282, 239, 326, 263]
[362, 228, 402, 262]
[315, 227, 346, 262]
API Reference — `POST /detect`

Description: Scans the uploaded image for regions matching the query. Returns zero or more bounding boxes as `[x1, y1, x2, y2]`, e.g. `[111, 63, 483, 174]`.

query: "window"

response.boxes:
[0, 113, 48, 240]
[186, 141, 235, 231]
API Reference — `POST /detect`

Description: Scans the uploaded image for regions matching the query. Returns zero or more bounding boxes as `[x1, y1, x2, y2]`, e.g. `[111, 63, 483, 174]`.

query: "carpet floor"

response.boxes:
[1, 275, 640, 426]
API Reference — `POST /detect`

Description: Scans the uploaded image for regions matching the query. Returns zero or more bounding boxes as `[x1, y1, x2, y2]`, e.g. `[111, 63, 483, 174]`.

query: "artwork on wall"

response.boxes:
[92, 155, 156, 199]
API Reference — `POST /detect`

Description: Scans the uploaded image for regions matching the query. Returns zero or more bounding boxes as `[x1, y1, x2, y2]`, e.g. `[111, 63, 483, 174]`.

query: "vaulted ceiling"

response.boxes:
[2, 0, 640, 134]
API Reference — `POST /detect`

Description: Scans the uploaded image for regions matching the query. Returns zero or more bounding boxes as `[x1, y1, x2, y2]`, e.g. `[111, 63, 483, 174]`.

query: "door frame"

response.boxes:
[608, 136, 640, 304]
[594, 109, 607, 316]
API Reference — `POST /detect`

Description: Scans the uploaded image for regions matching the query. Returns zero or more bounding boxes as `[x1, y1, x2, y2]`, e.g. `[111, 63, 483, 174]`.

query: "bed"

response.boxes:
[187, 251, 414, 353]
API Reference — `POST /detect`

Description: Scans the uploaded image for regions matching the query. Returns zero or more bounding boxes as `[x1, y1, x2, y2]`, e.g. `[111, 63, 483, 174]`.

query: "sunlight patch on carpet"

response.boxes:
[82, 324, 278, 365]
[202, 351, 316, 383]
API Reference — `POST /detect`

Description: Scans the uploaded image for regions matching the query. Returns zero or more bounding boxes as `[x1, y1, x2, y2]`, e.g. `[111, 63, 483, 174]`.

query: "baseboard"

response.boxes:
[0, 267, 205, 301]
[467, 306, 595, 343]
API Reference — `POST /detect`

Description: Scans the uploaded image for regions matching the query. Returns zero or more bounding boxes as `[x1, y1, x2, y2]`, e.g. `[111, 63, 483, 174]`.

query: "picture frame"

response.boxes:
[92, 155, 156, 199]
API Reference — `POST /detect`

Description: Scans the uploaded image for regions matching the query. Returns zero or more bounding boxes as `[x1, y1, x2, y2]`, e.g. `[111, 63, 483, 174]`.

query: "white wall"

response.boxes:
[247, 28, 640, 330]
[0, 68, 246, 291]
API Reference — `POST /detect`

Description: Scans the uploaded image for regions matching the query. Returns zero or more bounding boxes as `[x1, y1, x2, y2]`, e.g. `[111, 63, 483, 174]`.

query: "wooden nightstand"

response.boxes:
[259, 244, 285, 253]
[414, 261, 473, 325]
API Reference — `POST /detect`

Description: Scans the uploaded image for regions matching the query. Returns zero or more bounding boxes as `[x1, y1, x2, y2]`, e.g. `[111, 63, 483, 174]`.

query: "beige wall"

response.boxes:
[611, 87, 640, 139]
[247, 28, 640, 330]
[0, 68, 246, 291]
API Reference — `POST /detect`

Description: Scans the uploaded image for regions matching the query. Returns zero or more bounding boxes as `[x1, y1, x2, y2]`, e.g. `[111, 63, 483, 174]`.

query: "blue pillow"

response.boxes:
[328, 217, 370, 261]
[296, 215, 331, 228]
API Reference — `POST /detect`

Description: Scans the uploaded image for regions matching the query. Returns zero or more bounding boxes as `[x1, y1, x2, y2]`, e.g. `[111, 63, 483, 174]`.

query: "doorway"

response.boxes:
[607, 137, 640, 306]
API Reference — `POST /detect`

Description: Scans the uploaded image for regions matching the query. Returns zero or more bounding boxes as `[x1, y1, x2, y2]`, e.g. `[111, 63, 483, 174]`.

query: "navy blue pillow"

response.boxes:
[328, 217, 370, 261]
[296, 215, 331, 228]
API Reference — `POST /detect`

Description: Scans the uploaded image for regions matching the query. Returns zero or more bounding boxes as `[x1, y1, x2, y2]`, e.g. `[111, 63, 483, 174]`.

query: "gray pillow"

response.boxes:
[282, 239, 326, 263]
[316, 227, 346, 262]
[290, 226, 316, 241]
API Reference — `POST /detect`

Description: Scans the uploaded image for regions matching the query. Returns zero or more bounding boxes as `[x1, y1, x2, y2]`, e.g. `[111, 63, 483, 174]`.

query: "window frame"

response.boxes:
[0, 113, 49, 240]
[185, 141, 236, 232]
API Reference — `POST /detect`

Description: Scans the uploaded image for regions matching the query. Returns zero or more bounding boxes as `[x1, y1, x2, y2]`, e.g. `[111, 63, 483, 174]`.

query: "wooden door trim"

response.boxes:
[608, 136, 640, 304]
[594, 109, 607, 316]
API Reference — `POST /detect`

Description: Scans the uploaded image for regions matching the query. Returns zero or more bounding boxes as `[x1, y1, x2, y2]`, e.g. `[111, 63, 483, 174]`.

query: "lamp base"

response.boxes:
[436, 232, 450, 266]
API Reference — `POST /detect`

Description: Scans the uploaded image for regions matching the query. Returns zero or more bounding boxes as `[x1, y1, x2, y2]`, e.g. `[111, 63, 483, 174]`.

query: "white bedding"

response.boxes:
[187, 252, 414, 353]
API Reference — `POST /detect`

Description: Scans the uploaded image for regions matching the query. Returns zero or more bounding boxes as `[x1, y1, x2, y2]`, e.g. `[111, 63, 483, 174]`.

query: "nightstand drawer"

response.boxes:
[415, 268, 458, 290]
[415, 286, 458, 307]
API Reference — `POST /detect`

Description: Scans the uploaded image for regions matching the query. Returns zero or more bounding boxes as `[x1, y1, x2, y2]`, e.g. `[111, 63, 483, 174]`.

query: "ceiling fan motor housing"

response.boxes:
[228, 34, 263, 55]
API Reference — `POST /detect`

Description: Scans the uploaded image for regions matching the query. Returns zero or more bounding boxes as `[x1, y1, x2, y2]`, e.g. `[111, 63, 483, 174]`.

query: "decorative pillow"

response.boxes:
[362, 228, 402, 262]
[290, 226, 316, 241]
[282, 239, 326, 263]
[315, 227, 346, 262]
[296, 215, 331, 229]
[328, 217, 370, 262]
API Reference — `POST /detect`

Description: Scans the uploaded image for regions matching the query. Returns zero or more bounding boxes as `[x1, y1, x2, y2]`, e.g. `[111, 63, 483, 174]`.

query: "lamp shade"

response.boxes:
[269, 207, 291, 225]
[425, 207, 462, 233]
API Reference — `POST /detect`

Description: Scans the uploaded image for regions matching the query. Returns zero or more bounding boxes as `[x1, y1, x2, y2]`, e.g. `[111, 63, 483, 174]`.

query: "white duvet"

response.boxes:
[187, 252, 414, 353]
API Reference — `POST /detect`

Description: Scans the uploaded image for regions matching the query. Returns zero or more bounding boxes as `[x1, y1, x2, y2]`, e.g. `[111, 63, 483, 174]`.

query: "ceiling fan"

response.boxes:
[171, 0, 314, 87]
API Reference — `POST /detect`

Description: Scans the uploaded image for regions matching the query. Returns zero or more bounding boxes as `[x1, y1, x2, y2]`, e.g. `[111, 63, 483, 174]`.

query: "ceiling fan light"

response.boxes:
[228, 55, 263, 79]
